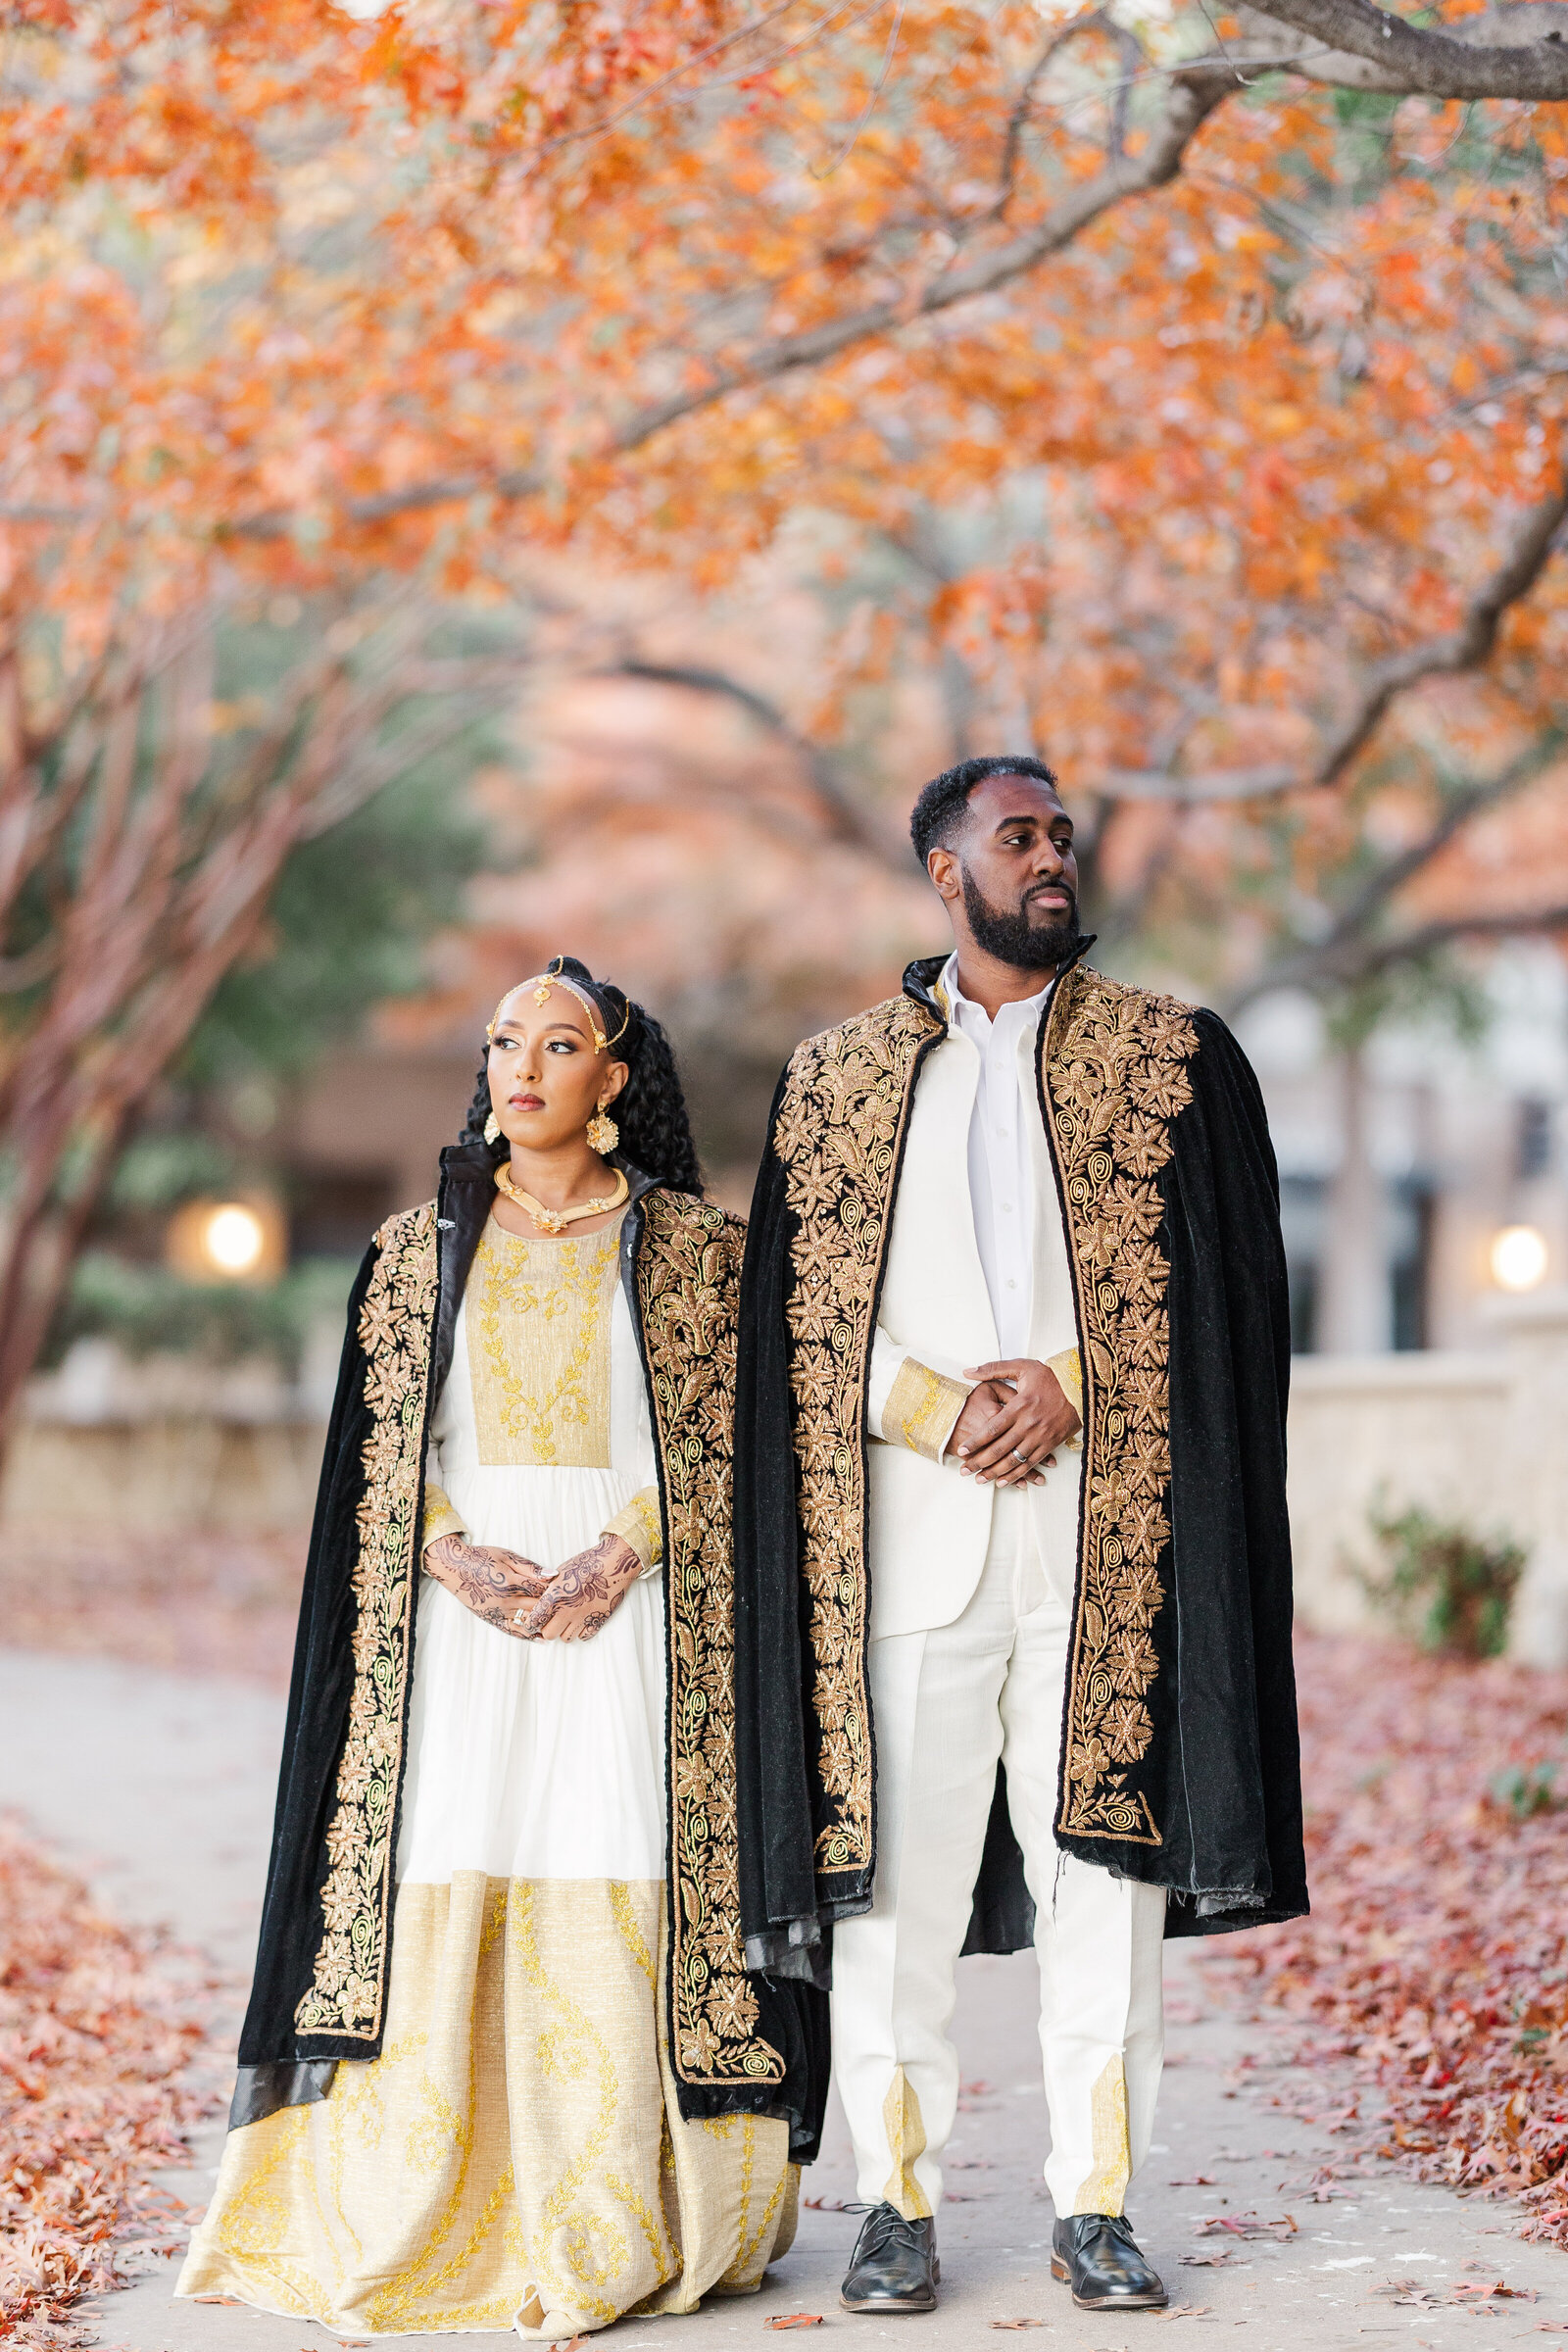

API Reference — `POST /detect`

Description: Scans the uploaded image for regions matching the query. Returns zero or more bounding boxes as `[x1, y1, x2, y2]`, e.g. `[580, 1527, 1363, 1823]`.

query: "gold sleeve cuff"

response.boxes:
[421, 1482, 466, 1550]
[880, 1355, 970, 1463]
[1047, 1347, 1084, 1418]
[603, 1486, 663, 1574]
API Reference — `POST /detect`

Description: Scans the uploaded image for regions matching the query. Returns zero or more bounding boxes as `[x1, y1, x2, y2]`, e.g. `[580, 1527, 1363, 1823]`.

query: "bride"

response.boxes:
[178, 957, 825, 2339]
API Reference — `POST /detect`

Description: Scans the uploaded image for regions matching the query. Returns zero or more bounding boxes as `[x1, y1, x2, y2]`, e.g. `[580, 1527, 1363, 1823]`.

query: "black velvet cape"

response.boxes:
[732, 954, 1307, 1984]
[232, 1143, 829, 2159]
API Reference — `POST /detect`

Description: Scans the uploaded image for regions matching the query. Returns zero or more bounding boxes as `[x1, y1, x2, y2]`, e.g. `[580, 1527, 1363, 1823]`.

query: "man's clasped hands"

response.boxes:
[948, 1357, 1082, 1488]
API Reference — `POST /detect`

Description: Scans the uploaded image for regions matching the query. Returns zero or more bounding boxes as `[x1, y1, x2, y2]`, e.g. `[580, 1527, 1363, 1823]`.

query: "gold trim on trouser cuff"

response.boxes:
[1046, 1347, 1083, 1420]
[880, 1357, 970, 1463]
[420, 1483, 466, 1548]
[881, 2066, 933, 2221]
[602, 1486, 664, 1573]
[1072, 2052, 1132, 2217]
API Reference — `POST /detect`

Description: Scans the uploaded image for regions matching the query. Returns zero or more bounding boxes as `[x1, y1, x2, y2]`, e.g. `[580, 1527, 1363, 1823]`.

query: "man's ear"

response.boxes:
[927, 847, 962, 907]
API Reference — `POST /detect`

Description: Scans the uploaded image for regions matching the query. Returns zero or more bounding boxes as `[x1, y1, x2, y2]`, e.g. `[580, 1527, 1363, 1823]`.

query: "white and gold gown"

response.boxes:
[178, 1212, 798, 2339]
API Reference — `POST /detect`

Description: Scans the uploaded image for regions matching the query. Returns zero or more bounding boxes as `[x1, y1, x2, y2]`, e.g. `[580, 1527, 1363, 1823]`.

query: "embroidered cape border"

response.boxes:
[770, 994, 941, 1886]
[1043, 967, 1199, 1848]
[296, 1200, 438, 2041]
[771, 965, 1200, 1895]
[638, 1192, 786, 2087]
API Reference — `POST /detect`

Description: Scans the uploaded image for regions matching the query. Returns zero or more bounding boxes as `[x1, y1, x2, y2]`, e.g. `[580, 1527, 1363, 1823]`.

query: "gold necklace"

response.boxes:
[493, 1160, 628, 1235]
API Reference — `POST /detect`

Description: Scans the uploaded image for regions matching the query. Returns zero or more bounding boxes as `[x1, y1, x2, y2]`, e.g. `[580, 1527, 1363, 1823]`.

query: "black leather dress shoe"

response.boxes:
[840, 2202, 940, 2313]
[1051, 2213, 1167, 2309]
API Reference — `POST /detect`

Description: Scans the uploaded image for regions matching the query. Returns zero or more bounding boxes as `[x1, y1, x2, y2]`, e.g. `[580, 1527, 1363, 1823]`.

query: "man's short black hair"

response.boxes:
[908, 754, 1061, 868]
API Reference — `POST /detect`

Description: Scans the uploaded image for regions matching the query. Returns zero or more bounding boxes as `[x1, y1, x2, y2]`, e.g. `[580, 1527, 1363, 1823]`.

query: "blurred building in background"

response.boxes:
[1244, 947, 1568, 1354]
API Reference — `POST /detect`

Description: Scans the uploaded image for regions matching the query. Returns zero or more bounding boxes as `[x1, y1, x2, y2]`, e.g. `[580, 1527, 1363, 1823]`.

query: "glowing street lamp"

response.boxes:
[1490, 1223, 1549, 1294]
[201, 1202, 268, 1278]
[166, 1195, 282, 1285]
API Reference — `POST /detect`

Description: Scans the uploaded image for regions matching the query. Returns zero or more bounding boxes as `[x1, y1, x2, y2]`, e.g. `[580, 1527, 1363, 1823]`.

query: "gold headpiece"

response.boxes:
[487, 958, 631, 1053]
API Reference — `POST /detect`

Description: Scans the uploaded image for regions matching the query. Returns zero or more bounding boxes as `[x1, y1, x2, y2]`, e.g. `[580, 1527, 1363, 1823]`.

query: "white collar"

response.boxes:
[939, 951, 1051, 1036]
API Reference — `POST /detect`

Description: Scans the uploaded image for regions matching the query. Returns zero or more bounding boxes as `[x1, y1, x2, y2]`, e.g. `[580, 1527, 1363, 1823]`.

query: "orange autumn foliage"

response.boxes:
[3, 3, 1564, 649]
[2, 0, 1568, 1403]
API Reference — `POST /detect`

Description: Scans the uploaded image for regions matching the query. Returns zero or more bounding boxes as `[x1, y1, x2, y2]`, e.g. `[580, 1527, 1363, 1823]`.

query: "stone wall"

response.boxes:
[1287, 1289, 1568, 1662]
[1286, 1352, 1511, 1633]
[1, 1409, 325, 1533]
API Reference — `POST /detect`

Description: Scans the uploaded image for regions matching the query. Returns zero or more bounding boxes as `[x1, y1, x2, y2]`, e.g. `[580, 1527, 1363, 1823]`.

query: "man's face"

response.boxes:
[930, 773, 1082, 971]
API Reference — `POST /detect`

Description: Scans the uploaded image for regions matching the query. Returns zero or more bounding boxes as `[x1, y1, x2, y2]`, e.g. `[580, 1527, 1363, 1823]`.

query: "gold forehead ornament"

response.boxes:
[487, 957, 630, 1053]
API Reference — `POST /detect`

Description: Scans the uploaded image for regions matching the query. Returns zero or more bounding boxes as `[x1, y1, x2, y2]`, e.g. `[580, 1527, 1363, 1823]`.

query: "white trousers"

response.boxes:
[832, 1494, 1166, 2223]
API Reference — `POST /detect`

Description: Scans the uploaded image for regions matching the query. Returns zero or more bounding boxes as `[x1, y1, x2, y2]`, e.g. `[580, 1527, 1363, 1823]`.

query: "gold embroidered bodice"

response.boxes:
[466, 1212, 625, 1467]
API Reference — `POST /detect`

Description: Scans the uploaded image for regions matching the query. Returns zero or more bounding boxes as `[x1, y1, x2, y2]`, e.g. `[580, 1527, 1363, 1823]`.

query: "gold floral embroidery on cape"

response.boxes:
[771, 998, 939, 1879]
[1043, 967, 1199, 1847]
[637, 1192, 786, 2089]
[295, 1200, 438, 2040]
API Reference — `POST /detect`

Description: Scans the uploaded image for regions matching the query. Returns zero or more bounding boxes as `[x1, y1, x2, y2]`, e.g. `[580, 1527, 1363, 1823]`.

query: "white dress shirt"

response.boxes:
[940, 952, 1051, 1361]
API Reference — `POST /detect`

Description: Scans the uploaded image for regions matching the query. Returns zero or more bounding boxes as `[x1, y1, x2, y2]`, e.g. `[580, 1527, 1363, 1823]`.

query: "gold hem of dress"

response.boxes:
[177, 1876, 798, 2340]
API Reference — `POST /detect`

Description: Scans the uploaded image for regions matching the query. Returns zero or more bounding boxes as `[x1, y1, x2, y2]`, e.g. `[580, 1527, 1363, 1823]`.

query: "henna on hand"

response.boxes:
[424, 1533, 551, 1639]
[523, 1534, 641, 1643]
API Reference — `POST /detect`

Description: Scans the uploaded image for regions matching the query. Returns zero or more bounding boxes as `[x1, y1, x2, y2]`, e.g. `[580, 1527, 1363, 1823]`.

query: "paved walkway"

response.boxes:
[3, 1645, 1567, 2352]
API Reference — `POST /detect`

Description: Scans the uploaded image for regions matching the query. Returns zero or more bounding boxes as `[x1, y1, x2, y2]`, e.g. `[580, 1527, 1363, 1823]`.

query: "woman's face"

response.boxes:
[487, 984, 628, 1156]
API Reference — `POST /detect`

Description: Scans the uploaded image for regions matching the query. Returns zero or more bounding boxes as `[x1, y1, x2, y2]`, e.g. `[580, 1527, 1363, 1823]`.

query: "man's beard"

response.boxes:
[961, 866, 1089, 973]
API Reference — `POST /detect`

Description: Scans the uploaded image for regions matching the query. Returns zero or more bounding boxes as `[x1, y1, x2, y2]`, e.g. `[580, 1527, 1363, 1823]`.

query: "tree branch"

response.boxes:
[1103, 449, 1568, 804]
[1310, 455, 1568, 789]
[232, 62, 1238, 542]
[1242, 0, 1568, 99]
[1225, 732, 1568, 1009]
[604, 658, 898, 856]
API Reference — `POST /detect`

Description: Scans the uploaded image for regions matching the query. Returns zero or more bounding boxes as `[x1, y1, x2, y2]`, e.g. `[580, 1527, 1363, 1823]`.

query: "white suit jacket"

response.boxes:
[863, 1016, 1084, 1642]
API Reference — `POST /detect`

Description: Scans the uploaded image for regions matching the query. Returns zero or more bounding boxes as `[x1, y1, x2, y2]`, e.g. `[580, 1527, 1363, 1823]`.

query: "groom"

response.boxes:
[734, 755, 1305, 2315]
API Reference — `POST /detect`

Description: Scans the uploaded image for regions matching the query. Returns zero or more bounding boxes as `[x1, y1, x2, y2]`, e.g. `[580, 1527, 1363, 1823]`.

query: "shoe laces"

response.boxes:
[1071, 2212, 1137, 2252]
[856, 2203, 927, 2259]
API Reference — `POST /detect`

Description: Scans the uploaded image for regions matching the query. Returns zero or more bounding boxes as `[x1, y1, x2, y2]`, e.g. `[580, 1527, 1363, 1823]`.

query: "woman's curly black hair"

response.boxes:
[459, 956, 703, 1196]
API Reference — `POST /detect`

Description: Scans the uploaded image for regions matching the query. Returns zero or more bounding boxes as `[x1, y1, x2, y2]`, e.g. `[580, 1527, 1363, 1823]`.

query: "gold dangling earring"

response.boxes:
[483, 1109, 501, 1145]
[586, 1102, 619, 1154]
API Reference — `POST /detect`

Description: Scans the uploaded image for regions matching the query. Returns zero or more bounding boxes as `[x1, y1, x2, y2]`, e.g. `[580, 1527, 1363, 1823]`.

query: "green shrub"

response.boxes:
[1353, 1502, 1527, 1660]
[45, 1251, 358, 1378]
[1489, 1760, 1561, 1820]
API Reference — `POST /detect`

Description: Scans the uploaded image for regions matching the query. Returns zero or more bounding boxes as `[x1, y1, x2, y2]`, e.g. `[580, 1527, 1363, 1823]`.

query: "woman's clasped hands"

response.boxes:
[422, 1531, 642, 1643]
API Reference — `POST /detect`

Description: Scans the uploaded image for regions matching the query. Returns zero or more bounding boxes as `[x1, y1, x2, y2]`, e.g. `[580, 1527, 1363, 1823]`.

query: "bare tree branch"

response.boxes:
[1100, 760, 1302, 801]
[1310, 460, 1568, 789]
[993, 12, 1146, 209]
[1225, 731, 1567, 1009]
[1242, 0, 1568, 100]
[1104, 451, 1568, 804]
[605, 658, 899, 857]
[1306, 898, 1568, 984]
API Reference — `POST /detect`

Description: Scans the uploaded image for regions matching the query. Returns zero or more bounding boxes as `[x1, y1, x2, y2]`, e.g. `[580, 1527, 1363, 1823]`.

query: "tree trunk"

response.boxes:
[1317, 1042, 1390, 1354]
[0, 1110, 128, 1460]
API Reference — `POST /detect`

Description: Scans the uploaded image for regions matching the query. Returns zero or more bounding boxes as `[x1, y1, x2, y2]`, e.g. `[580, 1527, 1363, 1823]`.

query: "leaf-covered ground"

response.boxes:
[5, 1557, 1568, 2344]
[0, 1529, 302, 1689]
[1212, 1630, 1568, 2245]
[0, 1824, 217, 2348]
